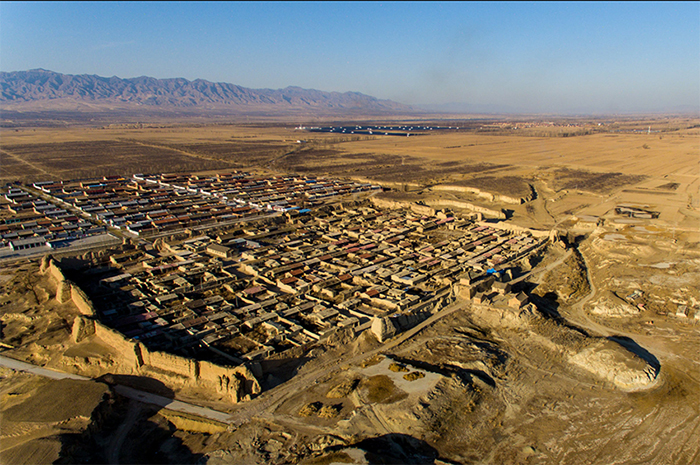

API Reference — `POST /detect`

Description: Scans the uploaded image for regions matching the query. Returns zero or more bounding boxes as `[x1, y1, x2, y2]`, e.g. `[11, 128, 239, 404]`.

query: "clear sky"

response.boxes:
[1, 1, 698, 113]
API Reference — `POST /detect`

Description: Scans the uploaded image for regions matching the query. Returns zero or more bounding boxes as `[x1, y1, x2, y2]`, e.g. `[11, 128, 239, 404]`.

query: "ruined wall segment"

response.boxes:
[45, 251, 262, 404]
[42, 256, 95, 315]
[69, 315, 262, 402]
[140, 347, 197, 380]
[70, 285, 96, 316]
[199, 360, 262, 402]
[56, 280, 72, 304]
[431, 184, 536, 205]
[91, 318, 142, 369]
[371, 196, 505, 219]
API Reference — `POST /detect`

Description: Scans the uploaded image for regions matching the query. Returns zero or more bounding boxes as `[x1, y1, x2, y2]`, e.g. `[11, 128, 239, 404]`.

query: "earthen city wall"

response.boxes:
[43, 256, 260, 402]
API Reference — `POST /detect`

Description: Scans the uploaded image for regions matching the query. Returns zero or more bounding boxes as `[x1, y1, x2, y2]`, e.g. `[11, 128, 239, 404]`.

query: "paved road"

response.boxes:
[0, 355, 233, 424]
[0, 228, 121, 264]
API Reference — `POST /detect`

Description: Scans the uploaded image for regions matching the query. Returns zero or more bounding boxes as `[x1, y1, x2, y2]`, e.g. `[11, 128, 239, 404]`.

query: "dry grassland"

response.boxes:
[2, 121, 696, 178]
[338, 129, 699, 177]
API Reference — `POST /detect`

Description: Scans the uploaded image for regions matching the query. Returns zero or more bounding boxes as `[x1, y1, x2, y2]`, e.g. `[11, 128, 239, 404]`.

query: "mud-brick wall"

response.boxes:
[91, 321, 142, 370]
[477, 220, 554, 239]
[70, 285, 96, 316]
[42, 258, 95, 314]
[370, 197, 436, 216]
[140, 347, 198, 379]
[72, 316, 262, 402]
[199, 360, 244, 401]
[46, 260, 67, 283]
[50, 250, 265, 401]
[198, 360, 262, 402]
[423, 199, 505, 219]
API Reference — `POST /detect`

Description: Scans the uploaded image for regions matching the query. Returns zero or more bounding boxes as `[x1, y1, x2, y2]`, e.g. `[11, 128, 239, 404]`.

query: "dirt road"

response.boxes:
[0, 355, 233, 424]
[227, 299, 467, 426]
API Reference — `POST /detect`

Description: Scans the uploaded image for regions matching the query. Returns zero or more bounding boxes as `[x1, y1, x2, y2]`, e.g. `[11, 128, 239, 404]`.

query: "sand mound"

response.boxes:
[590, 290, 640, 317]
[568, 338, 659, 391]
[326, 378, 359, 399]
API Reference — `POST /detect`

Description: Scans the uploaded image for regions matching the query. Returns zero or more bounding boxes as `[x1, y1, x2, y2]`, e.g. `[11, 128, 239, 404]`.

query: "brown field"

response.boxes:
[1, 119, 697, 233]
[446, 175, 533, 198]
[2, 119, 697, 176]
[2, 120, 696, 177]
[550, 168, 647, 194]
[0, 140, 234, 182]
[337, 129, 699, 178]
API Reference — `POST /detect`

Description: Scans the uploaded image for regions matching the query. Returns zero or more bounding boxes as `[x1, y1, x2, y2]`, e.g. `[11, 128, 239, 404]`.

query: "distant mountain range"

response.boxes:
[0, 69, 414, 117]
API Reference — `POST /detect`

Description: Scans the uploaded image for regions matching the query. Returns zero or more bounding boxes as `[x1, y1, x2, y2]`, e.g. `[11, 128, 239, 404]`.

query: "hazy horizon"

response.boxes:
[1, 1, 698, 114]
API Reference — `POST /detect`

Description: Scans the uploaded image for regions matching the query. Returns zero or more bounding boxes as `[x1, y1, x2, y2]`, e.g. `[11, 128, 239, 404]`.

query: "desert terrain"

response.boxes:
[0, 116, 699, 464]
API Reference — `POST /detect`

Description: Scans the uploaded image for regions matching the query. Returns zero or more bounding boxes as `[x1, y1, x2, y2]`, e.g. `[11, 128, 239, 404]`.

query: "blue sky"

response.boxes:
[1, 1, 698, 113]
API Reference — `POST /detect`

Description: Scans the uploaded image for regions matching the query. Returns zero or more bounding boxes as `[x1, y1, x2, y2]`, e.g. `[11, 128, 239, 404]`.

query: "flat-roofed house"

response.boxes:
[509, 292, 529, 309]
[206, 243, 232, 259]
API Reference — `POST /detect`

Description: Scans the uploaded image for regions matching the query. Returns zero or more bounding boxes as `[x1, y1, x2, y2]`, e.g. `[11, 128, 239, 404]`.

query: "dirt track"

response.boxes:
[228, 299, 467, 426]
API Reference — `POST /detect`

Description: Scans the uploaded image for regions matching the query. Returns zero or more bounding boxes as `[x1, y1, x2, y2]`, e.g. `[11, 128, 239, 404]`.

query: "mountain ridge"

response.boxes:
[0, 69, 414, 116]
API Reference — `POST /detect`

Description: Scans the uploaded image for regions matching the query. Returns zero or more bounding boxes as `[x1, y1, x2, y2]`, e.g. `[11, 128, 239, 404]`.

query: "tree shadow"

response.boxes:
[56, 374, 205, 464]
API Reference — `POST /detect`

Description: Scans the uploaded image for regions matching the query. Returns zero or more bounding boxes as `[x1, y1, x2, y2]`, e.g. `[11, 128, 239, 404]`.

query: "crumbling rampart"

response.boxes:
[92, 321, 142, 368]
[371, 290, 454, 342]
[423, 199, 505, 219]
[431, 184, 535, 205]
[371, 196, 504, 219]
[370, 196, 435, 216]
[44, 255, 260, 403]
[477, 221, 556, 239]
[371, 310, 432, 342]
[41, 255, 95, 315]
[72, 316, 261, 402]
[71, 285, 96, 316]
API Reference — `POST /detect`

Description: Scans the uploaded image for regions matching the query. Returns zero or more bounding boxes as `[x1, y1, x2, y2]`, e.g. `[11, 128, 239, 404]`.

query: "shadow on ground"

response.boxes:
[260, 356, 313, 389]
[326, 433, 460, 464]
[56, 375, 204, 464]
[609, 335, 661, 373]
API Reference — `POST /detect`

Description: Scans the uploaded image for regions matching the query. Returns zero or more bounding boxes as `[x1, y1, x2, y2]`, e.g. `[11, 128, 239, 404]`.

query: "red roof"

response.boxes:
[243, 286, 265, 295]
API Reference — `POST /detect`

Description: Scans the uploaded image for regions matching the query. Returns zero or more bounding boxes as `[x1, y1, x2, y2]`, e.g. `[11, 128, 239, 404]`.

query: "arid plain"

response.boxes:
[1, 117, 699, 464]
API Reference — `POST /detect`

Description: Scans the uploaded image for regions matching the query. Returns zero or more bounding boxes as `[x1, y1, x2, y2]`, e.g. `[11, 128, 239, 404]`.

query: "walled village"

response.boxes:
[1, 171, 555, 404]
